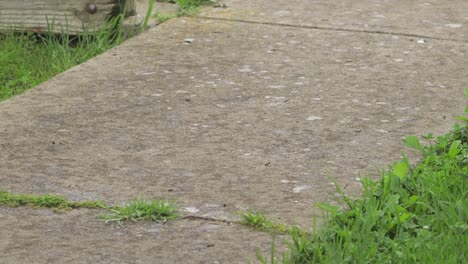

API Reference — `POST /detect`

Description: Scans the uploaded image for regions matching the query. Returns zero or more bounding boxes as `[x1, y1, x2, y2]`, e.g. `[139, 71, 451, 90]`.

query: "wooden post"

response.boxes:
[0, 0, 136, 34]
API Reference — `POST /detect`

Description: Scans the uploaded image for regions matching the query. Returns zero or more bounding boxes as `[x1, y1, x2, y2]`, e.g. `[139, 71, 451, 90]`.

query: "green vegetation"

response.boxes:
[0, 0, 214, 102]
[143, 0, 157, 29]
[176, 0, 212, 14]
[102, 199, 178, 224]
[240, 210, 290, 234]
[157, 0, 213, 15]
[259, 91, 468, 263]
[0, 16, 126, 101]
[1, 190, 178, 225]
[0, 190, 106, 209]
[154, 12, 178, 23]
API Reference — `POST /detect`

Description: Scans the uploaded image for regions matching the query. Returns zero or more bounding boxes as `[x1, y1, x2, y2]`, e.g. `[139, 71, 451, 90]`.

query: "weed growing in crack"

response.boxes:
[102, 199, 178, 224]
[154, 12, 177, 24]
[0, 190, 106, 209]
[0, 191, 179, 225]
[240, 209, 290, 234]
[157, 0, 215, 16]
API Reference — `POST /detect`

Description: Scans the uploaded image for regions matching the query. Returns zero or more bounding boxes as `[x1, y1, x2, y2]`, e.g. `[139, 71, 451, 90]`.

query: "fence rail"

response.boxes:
[0, 0, 137, 34]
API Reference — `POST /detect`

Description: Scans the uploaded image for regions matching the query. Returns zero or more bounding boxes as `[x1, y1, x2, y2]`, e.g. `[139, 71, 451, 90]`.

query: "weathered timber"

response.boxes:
[0, 0, 136, 34]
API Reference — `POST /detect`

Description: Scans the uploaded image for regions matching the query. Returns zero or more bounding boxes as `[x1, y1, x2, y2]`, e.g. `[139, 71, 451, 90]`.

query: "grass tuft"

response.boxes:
[154, 12, 178, 23]
[240, 210, 290, 234]
[1, 190, 179, 225]
[142, 0, 156, 29]
[157, 0, 215, 16]
[0, 190, 106, 209]
[102, 199, 178, 224]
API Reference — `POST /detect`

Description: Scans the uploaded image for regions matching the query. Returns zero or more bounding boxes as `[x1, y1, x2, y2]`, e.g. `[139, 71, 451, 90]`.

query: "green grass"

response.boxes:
[0, 190, 106, 209]
[158, 0, 213, 15]
[0, 16, 126, 101]
[143, 0, 157, 29]
[102, 199, 178, 224]
[154, 12, 178, 23]
[1, 190, 178, 225]
[177, 0, 212, 15]
[0, 0, 214, 101]
[259, 91, 468, 263]
[240, 210, 290, 234]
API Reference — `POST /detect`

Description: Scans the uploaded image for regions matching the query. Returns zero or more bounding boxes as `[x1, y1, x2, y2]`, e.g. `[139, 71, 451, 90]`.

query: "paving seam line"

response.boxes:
[196, 16, 468, 43]
[182, 215, 237, 225]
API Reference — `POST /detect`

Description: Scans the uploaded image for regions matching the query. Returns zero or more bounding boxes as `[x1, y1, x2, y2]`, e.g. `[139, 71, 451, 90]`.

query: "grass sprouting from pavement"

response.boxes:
[259, 90, 468, 263]
[157, 0, 213, 15]
[102, 199, 178, 224]
[0, 190, 106, 209]
[240, 210, 290, 234]
[0, 191, 178, 225]
[154, 12, 178, 23]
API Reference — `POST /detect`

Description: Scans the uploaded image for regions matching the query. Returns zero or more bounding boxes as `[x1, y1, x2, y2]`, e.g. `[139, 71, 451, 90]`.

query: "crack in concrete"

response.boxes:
[181, 215, 237, 225]
[196, 16, 468, 43]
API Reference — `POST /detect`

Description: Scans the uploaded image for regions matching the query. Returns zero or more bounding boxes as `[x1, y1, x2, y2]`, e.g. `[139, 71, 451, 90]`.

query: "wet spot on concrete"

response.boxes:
[445, 24, 462, 28]
[292, 185, 310, 193]
[238, 65, 252, 73]
[306, 116, 322, 121]
[176, 171, 195, 177]
[196, 224, 223, 233]
[183, 207, 200, 214]
[135, 71, 156, 76]
[273, 10, 291, 16]
[273, 130, 289, 136]
[375, 129, 388, 134]
[268, 85, 286, 89]
[204, 203, 223, 208]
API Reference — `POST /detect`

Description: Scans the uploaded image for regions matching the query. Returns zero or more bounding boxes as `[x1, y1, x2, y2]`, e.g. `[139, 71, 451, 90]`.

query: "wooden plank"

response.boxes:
[123, 0, 179, 29]
[0, 0, 136, 34]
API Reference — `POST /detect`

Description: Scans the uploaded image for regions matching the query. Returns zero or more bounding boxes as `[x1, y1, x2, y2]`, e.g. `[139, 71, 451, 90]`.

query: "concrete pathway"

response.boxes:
[1, 0, 467, 263]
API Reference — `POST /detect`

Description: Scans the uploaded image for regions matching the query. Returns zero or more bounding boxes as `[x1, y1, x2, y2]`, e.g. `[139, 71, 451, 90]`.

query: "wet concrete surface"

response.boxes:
[1, 1, 467, 262]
